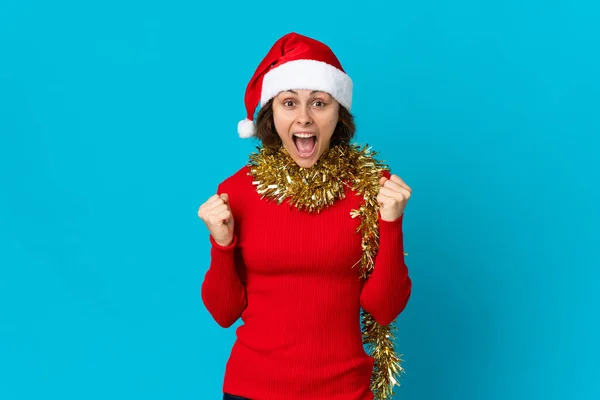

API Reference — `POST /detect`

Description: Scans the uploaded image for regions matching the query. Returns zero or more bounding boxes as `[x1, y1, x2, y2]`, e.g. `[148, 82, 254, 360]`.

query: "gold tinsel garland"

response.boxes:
[248, 143, 407, 399]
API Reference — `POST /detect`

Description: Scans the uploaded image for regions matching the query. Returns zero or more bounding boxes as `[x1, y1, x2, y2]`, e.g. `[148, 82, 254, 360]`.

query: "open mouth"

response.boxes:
[292, 133, 317, 157]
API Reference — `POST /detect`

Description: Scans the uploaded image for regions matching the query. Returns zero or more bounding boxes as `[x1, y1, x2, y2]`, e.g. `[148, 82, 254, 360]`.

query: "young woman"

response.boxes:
[198, 32, 413, 400]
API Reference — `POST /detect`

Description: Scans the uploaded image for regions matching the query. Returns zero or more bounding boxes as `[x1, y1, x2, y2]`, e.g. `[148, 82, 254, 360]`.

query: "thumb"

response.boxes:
[220, 193, 229, 203]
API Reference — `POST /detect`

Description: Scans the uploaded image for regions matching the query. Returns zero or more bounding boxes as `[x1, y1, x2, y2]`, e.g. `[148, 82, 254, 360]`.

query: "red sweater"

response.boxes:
[201, 166, 412, 400]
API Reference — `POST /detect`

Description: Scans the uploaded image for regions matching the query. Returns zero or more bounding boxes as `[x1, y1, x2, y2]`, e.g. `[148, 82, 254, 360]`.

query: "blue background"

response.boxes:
[1, 1, 598, 399]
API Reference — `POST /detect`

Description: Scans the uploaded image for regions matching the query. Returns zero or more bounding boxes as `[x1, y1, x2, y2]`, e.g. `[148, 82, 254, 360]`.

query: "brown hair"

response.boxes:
[254, 98, 356, 149]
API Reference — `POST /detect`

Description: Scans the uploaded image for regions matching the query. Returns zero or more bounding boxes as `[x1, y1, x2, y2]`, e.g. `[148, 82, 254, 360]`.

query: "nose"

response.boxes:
[295, 106, 313, 127]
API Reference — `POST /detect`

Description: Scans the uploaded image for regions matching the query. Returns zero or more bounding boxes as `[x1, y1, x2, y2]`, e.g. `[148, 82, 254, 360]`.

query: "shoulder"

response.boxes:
[351, 143, 392, 180]
[217, 165, 252, 194]
[216, 165, 253, 218]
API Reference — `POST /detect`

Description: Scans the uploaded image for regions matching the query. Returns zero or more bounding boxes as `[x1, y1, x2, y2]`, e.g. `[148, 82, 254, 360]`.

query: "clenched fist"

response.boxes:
[198, 193, 235, 247]
[377, 174, 412, 222]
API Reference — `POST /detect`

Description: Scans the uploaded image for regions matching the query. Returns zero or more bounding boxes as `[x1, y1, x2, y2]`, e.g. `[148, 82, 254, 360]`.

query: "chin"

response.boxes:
[293, 157, 317, 168]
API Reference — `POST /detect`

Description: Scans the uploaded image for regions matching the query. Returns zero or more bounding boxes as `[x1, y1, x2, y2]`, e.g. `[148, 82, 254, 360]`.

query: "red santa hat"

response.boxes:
[237, 32, 353, 138]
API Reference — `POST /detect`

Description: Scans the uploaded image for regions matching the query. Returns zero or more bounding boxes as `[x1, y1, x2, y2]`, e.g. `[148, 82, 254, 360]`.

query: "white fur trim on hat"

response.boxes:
[260, 59, 353, 110]
[238, 118, 256, 138]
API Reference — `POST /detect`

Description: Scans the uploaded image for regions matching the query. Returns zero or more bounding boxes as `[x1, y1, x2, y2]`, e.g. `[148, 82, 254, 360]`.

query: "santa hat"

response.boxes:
[237, 32, 353, 138]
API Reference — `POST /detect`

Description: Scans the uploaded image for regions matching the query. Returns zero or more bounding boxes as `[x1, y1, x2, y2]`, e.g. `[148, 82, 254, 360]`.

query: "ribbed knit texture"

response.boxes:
[201, 166, 412, 400]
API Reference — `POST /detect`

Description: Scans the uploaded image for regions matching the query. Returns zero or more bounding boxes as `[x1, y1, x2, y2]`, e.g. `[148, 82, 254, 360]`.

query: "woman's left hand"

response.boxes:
[377, 174, 412, 222]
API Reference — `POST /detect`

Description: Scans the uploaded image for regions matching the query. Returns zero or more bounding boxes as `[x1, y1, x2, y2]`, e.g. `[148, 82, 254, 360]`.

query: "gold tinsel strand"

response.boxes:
[248, 143, 408, 399]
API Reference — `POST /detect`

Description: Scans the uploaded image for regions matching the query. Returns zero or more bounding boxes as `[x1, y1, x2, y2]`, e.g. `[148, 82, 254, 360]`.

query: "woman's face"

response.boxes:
[272, 89, 340, 168]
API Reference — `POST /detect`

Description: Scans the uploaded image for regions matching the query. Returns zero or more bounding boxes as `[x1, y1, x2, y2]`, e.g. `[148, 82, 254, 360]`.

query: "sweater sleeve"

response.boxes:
[200, 179, 248, 328]
[359, 171, 412, 326]
[201, 234, 248, 328]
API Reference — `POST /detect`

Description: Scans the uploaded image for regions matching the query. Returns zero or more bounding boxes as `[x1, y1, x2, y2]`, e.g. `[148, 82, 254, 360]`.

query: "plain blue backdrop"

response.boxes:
[1, 1, 598, 399]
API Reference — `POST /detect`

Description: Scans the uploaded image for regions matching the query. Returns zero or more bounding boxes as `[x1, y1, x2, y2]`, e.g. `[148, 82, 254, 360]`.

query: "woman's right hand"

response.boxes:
[198, 193, 235, 247]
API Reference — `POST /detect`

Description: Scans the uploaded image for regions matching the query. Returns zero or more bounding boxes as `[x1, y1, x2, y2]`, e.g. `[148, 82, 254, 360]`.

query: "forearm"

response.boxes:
[201, 234, 247, 328]
[359, 215, 412, 326]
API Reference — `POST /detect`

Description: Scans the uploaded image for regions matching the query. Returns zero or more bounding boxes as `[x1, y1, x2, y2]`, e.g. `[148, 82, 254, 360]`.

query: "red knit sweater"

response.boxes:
[201, 166, 412, 400]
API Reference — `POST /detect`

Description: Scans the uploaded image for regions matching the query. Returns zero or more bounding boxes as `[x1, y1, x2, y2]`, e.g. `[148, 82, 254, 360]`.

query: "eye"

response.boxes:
[283, 100, 295, 107]
[314, 100, 325, 107]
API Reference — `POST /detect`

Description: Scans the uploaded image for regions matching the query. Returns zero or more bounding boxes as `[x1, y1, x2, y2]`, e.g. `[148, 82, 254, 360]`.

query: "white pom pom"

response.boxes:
[237, 118, 256, 138]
